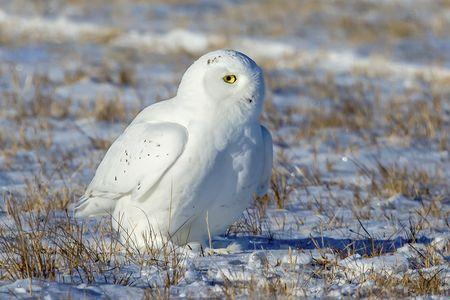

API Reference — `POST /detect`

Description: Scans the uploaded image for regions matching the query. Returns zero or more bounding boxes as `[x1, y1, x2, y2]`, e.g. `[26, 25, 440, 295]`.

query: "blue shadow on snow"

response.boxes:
[212, 235, 433, 256]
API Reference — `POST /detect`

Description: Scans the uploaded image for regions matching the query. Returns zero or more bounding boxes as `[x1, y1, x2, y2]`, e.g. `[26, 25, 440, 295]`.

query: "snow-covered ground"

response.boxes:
[0, 0, 449, 298]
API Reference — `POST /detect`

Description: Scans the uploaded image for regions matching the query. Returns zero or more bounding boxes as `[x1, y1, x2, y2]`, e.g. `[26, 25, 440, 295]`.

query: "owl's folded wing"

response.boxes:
[74, 121, 188, 217]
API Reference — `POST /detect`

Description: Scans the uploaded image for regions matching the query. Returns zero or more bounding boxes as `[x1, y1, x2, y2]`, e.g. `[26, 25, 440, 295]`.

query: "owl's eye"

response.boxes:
[223, 74, 237, 84]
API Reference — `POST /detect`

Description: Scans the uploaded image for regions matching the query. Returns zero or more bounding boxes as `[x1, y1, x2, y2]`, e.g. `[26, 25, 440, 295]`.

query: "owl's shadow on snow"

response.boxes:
[212, 235, 433, 256]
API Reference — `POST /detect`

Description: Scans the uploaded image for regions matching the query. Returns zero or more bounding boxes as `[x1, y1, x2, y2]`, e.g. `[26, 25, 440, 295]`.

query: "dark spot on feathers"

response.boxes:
[114, 176, 117, 181]
[157, 144, 161, 147]
[207, 55, 222, 65]
[147, 154, 150, 156]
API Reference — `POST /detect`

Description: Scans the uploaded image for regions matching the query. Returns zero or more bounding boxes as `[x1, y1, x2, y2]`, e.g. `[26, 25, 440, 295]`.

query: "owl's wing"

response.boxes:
[74, 121, 188, 217]
[256, 125, 273, 196]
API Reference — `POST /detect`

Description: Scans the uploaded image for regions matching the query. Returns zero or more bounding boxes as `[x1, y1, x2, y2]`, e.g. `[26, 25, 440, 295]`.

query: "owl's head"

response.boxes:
[178, 50, 265, 119]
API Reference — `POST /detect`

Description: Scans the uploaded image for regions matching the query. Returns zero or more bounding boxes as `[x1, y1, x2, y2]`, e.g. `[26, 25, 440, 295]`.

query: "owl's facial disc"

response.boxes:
[202, 51, 264, 111]
[177, 50, 265, 118]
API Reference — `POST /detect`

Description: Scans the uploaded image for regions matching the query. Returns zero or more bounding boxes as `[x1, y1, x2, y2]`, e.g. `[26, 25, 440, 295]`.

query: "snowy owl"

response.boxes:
[74, 50, 273, 248]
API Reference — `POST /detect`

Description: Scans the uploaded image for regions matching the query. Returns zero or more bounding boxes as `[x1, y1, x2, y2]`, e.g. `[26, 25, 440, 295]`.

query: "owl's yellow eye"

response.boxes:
[223, 74, 237, 84]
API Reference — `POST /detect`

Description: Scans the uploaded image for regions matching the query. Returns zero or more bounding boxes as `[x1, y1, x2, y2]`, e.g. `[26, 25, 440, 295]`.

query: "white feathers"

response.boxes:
[75, 122, 187, 217]
[74, 50, 273, 247]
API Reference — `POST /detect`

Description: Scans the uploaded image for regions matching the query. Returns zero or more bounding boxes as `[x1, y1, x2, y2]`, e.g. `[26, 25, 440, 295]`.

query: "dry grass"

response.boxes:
[219, 261, 302, 299]
[305, 77, 378, 134]
[346, 158, 449, 223]
[92, 96, 127, 123]
[264, 72, 381, 142]
[2, 73, 69, 121]
[367, 269, 445, 297]
[306, 230, 449, 298]
[0, 185, 187, 287]
[226, 208, 268, 237]
[369, 162, 446, 200]
[270, 168, 295, 209]
[7, 0, 448, 46]
[209, 0, 450, 59]
[0, 67, 139, 124]
[265, 67, 449, 148]
[220, 276, 300, 299]
[386, 93, 447, 142]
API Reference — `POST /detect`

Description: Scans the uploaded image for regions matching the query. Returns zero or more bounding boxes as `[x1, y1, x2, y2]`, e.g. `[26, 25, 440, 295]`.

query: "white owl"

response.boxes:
[74, 50, 273, 248]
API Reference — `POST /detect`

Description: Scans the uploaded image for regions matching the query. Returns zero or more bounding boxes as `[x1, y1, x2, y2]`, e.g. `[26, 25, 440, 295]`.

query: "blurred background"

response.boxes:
[1, 0, 450, 108]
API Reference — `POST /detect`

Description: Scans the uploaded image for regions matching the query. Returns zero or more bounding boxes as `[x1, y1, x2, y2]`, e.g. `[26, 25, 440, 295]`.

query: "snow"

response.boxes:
[0, 0, 449, 298]
[340, 253, 409, 277]
[0, 8, 118, 43]
[0, 279, 145, 299]
[112, 29, 224, 54]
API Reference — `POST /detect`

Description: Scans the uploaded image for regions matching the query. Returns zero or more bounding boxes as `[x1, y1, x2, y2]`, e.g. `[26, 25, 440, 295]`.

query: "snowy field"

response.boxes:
[0, 0, 449, 298]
